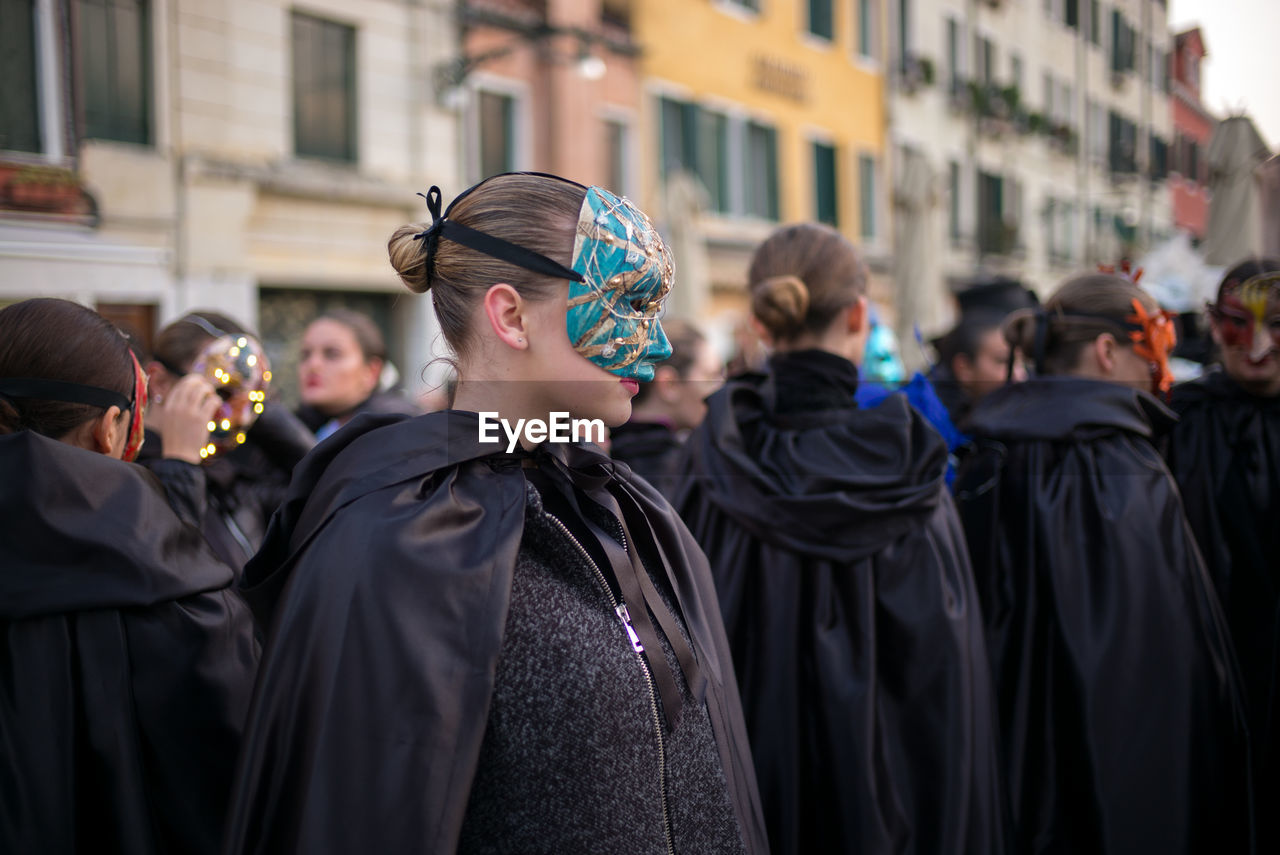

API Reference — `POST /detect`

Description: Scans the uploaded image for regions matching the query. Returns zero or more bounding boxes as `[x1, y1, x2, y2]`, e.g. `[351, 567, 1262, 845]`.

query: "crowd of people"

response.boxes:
[1, 170, 1277, 855]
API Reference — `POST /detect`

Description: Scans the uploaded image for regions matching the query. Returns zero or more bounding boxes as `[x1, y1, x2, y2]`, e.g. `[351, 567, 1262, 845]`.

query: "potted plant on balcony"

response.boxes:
[4, 165, 83, 213]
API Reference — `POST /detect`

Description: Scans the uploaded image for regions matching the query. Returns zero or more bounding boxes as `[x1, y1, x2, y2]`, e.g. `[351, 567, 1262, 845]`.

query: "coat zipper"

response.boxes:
[544, 511, 677, 855]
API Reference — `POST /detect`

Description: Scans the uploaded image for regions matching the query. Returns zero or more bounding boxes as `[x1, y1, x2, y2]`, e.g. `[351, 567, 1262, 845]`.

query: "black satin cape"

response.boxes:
[0, 431, 259, 855]
[956, 376, 1253, 854]
[675, 355, 1006, 855]
[222, 409, 767, 855]
[1166, 368, 1280, 850]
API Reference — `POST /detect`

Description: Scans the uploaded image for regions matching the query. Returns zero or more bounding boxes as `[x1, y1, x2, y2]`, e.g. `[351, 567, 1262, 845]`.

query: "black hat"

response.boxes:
[954, 275, 1039, 317]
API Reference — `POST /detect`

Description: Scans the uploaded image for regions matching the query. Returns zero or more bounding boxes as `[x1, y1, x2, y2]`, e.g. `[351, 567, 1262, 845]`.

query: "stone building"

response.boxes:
[1, 0, 460, 402]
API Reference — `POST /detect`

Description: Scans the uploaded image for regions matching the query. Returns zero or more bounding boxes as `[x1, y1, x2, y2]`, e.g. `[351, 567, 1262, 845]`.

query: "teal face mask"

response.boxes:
[566, 187, 674, 381]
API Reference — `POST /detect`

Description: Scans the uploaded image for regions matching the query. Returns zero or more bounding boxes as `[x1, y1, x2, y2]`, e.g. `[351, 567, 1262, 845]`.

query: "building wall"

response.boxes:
[633, 0, 889, 325]
[889, 0, 1174, 346]
[1171, 95, 1212, 239]
[1170, 29, 1213, 241]
[456, 0, 644, 190]
[0, 0, 460, 401]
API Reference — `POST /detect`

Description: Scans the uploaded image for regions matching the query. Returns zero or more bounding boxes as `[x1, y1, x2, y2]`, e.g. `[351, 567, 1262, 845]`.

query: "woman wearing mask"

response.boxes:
[141, 311, 315, 573]
[956, 272, 1252, 854]
[296, 308, 419, 440]
[1165, 257, 1280, 851]
[0, 298, 258, 855]
[676, 222, 1005, 855]
[224, 173, 766, 854]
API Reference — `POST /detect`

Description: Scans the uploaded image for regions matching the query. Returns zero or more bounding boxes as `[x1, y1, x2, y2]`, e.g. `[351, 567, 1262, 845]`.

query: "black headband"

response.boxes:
[0, 377, 132, 411]
[413, 173, 588, 289]
[1006, 308, 1141, 380]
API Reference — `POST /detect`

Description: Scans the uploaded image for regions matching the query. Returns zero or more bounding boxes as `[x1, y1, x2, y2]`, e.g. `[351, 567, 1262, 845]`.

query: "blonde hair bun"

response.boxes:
[753, 274, 810, 338]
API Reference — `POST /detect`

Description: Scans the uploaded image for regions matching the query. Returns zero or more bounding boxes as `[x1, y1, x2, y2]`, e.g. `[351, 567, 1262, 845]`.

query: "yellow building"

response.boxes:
[633, 0, 889, 324]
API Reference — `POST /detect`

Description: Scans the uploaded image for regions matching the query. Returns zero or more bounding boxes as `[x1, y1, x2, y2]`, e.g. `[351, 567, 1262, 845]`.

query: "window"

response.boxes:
[745, 121, 779, 220]
[1108, 109, 1138, 174]
[813, 141, 838, 226]
[858, 0, 877, 60]
[1010, 53, 1023, 93]
[658, 96, 729, 214]
[973, 35, 994, 86]
[977, 171, 1006, 254]
[659, 97, 776, 221]
[948, 160, 961, 245]
[1064, 0, 1079, 29]
[1089, 0, 1102, 46]
[292, 12, 356, 162]
[945, 16, 961, 94]
[1149, 135, 1169, 181]
[808, 0, 834, 40]
[604, 118, 631, 198]
[698, 110, 730, 214]
[1110, 9, 1135, 74]
[77, 0, 151, 145]
[858, 154, 877, 241]
[477, 90, 516, 179]
[1, 0, 40, 152]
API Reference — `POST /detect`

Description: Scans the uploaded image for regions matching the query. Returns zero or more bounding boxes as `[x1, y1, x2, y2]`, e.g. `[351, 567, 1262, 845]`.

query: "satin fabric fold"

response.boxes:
[224, 409, 767, 855]
[676, 352, 1007, 855]
[958, 376, 1254, 854]
[0, 431, 259, 855]
[1166, 368, 1280, 851]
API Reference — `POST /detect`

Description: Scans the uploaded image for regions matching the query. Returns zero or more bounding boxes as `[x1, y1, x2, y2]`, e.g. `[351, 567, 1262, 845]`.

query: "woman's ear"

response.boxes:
[482, 283, 530, 350]
[1093, 332, 1118, 374]
[90, 405, 128, 458]
[846, 296, 869, 335]
[145, 362, 176, 405]
[748, 315, 774, 350]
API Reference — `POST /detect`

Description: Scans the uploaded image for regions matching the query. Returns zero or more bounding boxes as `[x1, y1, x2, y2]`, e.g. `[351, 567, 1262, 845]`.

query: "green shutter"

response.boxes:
[77, 0, 151, 145]
[0, 0, 41, 152]
[809, 0, 833, 40]
[697, 109, 729, 214]
[813, 142, 838, 227]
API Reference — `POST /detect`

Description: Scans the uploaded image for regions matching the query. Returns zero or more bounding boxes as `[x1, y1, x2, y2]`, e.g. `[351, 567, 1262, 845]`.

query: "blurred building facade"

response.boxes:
[889, 0, 1175, 340]
[632, 0, 891, 329]
[446, 0, 643, 191]
[0, 0, 460, 402]
[1170, 26, 1213, 242]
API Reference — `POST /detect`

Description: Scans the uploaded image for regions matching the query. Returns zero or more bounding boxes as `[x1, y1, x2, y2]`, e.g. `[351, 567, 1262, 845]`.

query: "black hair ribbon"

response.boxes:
[0, 377, 131, 411]
[413, 183, 585, 288]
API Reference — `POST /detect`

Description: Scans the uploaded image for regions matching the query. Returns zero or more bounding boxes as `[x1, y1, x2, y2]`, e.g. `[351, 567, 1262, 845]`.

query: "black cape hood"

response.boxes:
[0, 431, 258, 855]
[224, 409, 768, 855]
[957, 376, 1254, 854]
[684, 356, 949, 564]
[676, 355, 1007, 855]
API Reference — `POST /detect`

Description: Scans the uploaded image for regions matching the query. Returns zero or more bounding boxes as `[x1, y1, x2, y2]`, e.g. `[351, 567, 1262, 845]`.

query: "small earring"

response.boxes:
[518, 337, 525, 344]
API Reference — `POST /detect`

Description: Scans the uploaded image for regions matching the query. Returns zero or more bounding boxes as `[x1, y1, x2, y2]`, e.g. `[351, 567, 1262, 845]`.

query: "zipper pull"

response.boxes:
[615, 603, 645, 653]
